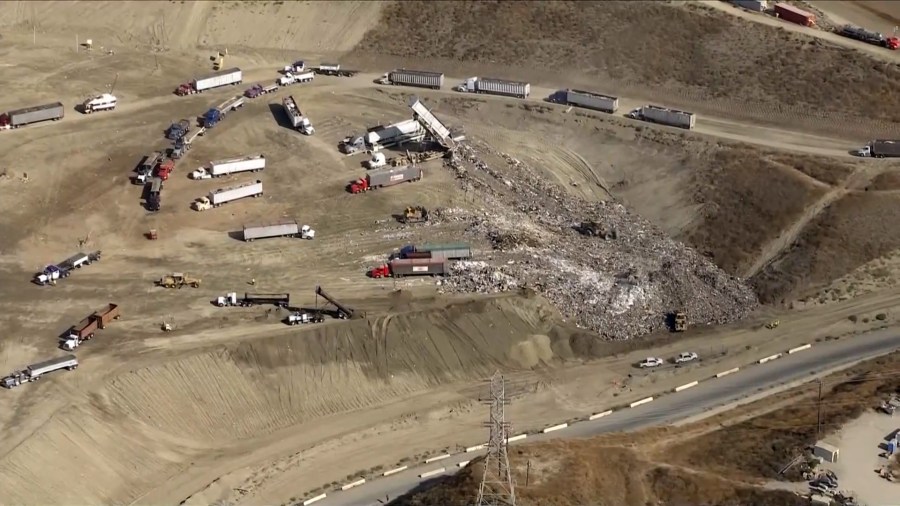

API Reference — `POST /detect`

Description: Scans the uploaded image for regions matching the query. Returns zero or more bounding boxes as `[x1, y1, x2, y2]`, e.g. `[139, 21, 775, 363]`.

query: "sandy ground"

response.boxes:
[823, 411, 899, 505]
[0, 2, 899, 505]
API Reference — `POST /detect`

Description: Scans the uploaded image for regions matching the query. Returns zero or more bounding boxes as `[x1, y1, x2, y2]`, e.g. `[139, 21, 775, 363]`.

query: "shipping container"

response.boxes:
[774, 2, 815, 26]
[368, 166, 423, 187]
[563, 89, 619, 113]
[209, 180, 263, 206]
[0, 102, 65, 128]
[637, 105, 696, 129]
[386, 69, 444, 89]
[27, 355, 78, 377]
[69, 316, 99, 341]
[92, 303, 120, 329]
[729, 0, 768, 11]
[195, 67, 243, 92]
[243, 221, 301, 241]
[389, 258, 448, 277]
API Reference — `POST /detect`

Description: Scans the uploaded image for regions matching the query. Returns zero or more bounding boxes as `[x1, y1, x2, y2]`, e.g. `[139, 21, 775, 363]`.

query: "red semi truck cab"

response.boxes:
[886, 37, 900, 50]
[156, 159, 175, 180]
[348, 178, 371, 194]
[369, 264, 391, 278]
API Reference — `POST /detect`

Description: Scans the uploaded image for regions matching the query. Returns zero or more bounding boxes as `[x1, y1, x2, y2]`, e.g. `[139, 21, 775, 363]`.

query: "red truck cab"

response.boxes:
[348, 178, 371, 194]
[886, 37, 900, 50]
[369, 264, 391, 278]
[156, 160, 175, 181]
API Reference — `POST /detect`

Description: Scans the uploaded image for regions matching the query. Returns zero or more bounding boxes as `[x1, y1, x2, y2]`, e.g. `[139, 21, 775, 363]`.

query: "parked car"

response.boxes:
[639, 357, 664, 368]
[675, 352, 699, 363]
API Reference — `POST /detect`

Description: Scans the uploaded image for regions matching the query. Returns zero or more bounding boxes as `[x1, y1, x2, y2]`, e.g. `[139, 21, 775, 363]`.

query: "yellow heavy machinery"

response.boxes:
[401, 206, 428, 224]
[673, 311, 687, 332]
[157, 272, 201, 289]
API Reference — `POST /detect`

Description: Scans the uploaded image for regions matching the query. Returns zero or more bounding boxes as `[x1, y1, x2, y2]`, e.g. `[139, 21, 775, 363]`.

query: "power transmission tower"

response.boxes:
[476, 371, 516, 506]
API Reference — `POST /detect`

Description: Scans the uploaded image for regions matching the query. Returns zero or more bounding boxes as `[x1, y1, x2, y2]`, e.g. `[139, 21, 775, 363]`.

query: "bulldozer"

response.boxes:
[765, 320, 780, 329]
[157, 272, 201, 289]
[672, 311, 687, 332]
[401, 206, 428, 224]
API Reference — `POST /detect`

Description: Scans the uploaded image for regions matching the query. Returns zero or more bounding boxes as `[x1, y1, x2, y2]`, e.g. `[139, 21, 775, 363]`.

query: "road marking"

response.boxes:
[788, 344, 812, 354]
[674, 381, 699, 392]
[465, 444, 486, 452]
[424, 454, 451, 464]
[758, 353, 783, 364]
[458, 460, 470, 468]
[302, 493, 327, 505]
[630, 396, 654, 408]
[715, 367, 740, 378]
[419, 468, 446, 479]
[383, 466, 407, 477]
[340, 478, 365, 491]
[589, 410, 613, 420]
[507, 434, 527, 443]
[543, 423, 568, 433]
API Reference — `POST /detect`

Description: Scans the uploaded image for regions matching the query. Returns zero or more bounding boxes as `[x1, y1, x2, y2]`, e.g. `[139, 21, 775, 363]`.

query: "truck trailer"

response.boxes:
[242, 221, 314, 241]
[558, 89, 619, 113]
[245, 83, 279, 98]
[175, 67, 243, 96]
[369, 258, 449, 278]
[774, 2, 815, 27]
[838, 25, 900, 49]
[2, 355, 78, 388]
[627, 105, 696, 130]
[314, 63, 359, 77]
[191, 154, 266, 179]
[348, 166, 423, 193]
[378, 69, 444, 90]
[401, 242, 473, 260]
[82, 93, 117, 114]
[282, 96, 314, 135]
[33, 251, 102, 285]
[278, 70, 315, 86]
[729, 0, 768, 11]
[854, 140, 900, 158]
[456, 77, 530, 99]
[203, 95, 245, 128]
[0, 102, 65, 129]
[215, 292, 291, 307]
[193, 180, 263, 211]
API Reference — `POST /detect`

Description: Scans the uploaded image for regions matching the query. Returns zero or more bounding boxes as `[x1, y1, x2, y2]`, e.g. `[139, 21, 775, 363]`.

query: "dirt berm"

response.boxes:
[0, 293, 585, 504]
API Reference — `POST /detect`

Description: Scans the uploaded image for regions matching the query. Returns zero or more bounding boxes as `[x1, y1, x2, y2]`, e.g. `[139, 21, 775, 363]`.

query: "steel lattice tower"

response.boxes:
[476, 371, 516, 506]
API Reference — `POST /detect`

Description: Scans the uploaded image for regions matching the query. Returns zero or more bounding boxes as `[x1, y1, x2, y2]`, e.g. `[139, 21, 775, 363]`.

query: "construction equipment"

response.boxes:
[33, 251, 102, 285]
[673, 311, 687, 332]
[401, 206, 428, 223]
[456, 77, 530, 99]
[156, 272, 201, 289]
[162, 322, 173, 332]
[765, 320, 780, 329]
[2, 355, 78, 388]
[315, 286, 355, 319]
[0, 102, 65, 129]
[578, 221, 618, 239]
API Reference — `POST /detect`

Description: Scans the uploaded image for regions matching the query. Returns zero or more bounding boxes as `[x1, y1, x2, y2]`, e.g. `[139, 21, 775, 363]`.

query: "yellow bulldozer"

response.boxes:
[157, 272, 201, 289]
[672, 311, 687, 332]
[401, 205, 429, 224]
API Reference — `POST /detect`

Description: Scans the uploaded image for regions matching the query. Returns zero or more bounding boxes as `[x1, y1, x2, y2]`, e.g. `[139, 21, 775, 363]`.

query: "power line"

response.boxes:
[476, 371, 516, 506]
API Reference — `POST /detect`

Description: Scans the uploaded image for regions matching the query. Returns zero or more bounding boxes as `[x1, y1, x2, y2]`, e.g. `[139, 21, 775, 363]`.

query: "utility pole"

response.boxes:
[815, 379, 823, 440]
[476, 371, 516, 506]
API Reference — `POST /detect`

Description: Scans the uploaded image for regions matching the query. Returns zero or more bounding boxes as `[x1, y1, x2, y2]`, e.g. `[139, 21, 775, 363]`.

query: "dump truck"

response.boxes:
[853, 140, 900, 158]
[61, 305, 118, 351]
[167, 119, 191, 140]
[348, 166, 423, 193]
[282, 96, 314, 135]
[558, 89, 619, 113]
[245, 83, 279, 98]
[216, 292, 290, 307]
[33, 251, 102, 285]
[82, 93, 117, 114]
[203, 95, 245, 128]
[278, 70, 314, 86]
[93, 303, 121, 329]
[0, 102, 65, 129]
[627, 105, 696, 130]
[378, 69, 444, 90]
[147, 177, 163, 212]
[175, 67, 243, 96]
[314, 63, 359, 77]
[134, 151, 163, 184]
[157, 272, 201, 288]
[242, 221, 314, 241]
[774, 2, 815, 27]
[370, 258, 449, 278]
[456, 77, 530, 99]
[401, 243, 472, 260]
[191, 154, 266, 179]
[2, 355, 78, 388]
[315, 285, 355, 319]
[193, 180, 263, 211]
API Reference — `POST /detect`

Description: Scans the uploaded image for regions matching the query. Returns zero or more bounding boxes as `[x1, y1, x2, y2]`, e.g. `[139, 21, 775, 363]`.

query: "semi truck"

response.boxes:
[0, 102, 65, 129]
[282, 96, 314, 135]
[378, 69, 444, 90]
[191, 154, 266, 179]
[155, 158, 175, 181]
[556, 89, 619, 113]
[728, 0, 767, 12]
[171, 127, 205, 159]
[2, 355, 78, 388]
[242, 221, 314, 241]
[175, 67, 243, 96]
[192, 180, 263, 211]
[167, 119, 191, 140]
[854, 140, 900, 158]
[82, 93, 117, 114]
[147, 177, 163, 212]
[348, 166, 423, 193]
[838, 25, 900, 49]
[245, 83, 279, 98]
[62, 304, 121, 351]
[285, 311, 325, 325]
[773, 2, 815, 27]
[456, 77, 530, 99]
[314, 63, 359, 77]
[203, 95, 245, 128]
[34, 251, 102, 285]
[278, 70, 315, 86]
[369, 258, 449, 278]
[400, 243, 473, 260]
[215, 292, 291, 307]
[339, 119, 426, 154]
[626, 105, 696, 130]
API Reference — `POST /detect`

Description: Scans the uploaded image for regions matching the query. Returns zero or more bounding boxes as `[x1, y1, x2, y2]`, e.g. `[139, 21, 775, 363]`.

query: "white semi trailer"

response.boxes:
[627, 105, 696, 130]
[192, 180, 263, 211]
[2, 355, 78, 388]
[242, 221, 315, 241]
[191, 154, 266, 179]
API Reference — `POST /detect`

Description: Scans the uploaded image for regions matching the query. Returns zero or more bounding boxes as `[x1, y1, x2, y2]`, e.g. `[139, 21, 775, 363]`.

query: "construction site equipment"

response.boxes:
[175, 67, 243, 96]
[203, 95, 245, 128]
[82, 93, 117, 114]
[315, 286, 354, 319]
[191, 154, 266, 180]
[401, 243, 472, 260]
[314, 63, 358, 77]
[193, 180, 263, 211]
[216, 292, 290, 307]
[0, 102, 64, 129]
[278, 70, 314, 86]
[61, 304, 120, 351]
[286, 311, 325, 325]
[456, 77, 530, 99]
[673, 311, 687, 332]
[282, 96, 314, 135]
[156, 273, 201, 289]
[147, 177, 163, 212]
[167, 119, 191, 140]
[171, 127, 205, 159]
[408, 96, 457, 148]
[729, 0, 768, 12]
[854, 140, 900, 158]
[348, 166, 423, 194]
[378, 69, 444, 89]
[245, 83, 279, 98]
[765, 320, 780, 329]
[162, 322, 173, 332]
[627, 105, 696, 130]
[370, 258, 449, 278]
[774, 2, 815, 27]
[33, 251, 102, 285]
[402, 206, 428, 223]
[2, 355, 78, 388]
[557, 89, 619, 113]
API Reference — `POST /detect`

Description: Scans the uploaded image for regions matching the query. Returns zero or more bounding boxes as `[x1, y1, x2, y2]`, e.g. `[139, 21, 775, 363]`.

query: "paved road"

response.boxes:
[324, 328, 900, 505]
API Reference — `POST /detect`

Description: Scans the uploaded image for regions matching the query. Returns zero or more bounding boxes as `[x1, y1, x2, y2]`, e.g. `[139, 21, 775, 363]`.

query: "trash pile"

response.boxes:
[438, 141, 758, 340]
